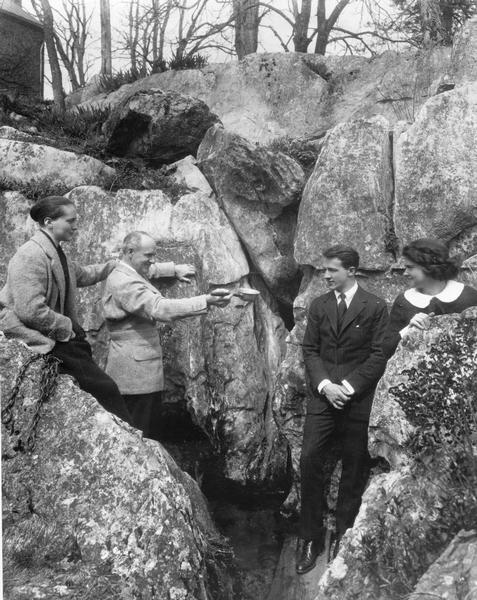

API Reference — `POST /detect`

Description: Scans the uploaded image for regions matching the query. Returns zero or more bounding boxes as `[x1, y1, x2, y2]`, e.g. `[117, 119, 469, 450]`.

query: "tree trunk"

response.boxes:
[233, 0, 260, 60]
[41, 0, 65, 112]
[293, 0, 312, 52]
[100, 0, 112, 75]
[314, 0, 328, 54]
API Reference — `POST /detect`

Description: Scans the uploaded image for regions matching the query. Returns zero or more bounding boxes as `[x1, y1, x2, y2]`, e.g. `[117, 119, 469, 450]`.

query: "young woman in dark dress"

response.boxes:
[383, 238, 477, 358]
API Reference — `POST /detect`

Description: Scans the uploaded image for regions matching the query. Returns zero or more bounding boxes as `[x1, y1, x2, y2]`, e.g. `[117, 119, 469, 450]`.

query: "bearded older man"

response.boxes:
[102, 230, 231, 439]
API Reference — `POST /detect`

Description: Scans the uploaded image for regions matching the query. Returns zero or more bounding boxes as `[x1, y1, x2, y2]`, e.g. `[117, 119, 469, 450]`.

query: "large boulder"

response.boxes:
[103, 88, 220, 164]
[408, 530, 477, 600]
[63, 178, 286, 491]
[294, 115, 394, 271]
[1, 338, 234, 600]
[319, 311, 477, 599]
[393, 81, 477, 251]
[73, 49, 451, 144]
[0, 139, 115, 192]
[198, 124, 305, 305]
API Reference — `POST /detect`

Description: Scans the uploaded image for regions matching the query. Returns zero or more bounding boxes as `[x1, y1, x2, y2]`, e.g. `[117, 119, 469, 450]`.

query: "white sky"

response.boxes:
[23, 0, 396, 96]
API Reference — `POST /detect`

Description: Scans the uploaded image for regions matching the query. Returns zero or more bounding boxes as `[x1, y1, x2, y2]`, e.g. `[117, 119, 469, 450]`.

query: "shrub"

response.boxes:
[267, 136, 321, 175]
[356, 318, 477, 598]
[97, 54, 209, 94]
[38, 105, 110, 141]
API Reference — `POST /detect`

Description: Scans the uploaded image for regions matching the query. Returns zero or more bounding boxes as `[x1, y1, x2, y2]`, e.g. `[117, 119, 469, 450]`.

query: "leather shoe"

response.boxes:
[296, 538, 325, 575]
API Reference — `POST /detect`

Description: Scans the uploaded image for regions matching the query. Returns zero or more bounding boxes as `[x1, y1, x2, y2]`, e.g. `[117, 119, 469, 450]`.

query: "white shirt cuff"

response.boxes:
[400, 325, 411, 338]
[318, 379, 332, 393]
[341, 379, 355, 394]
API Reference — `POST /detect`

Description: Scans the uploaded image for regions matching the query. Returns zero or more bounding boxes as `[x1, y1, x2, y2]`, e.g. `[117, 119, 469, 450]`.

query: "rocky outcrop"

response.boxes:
[66, 175, 287, 490]
[72, 49, 452, 144]
[408, 530, 477, 600]
[394, 81, 477, 249]
[318, 311, 477, 599]
[103, 88, 220, 164]
[1, 338, 234, 600]
[294, 115, 394, 270]
[198, 124, 305, 304]
[0, 138, 115, 192]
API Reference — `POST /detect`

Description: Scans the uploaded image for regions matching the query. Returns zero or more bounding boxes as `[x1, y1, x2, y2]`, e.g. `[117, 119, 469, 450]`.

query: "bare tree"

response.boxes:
[259, 0, 355, 54]
[100, 0, 112, 75]
[119, 0, 175, 74]
[52, 0, 92, 90]
[314, 0, 351, 53]
[171, 0, 235, 62]
[233, 0, 260, 58]
[32, 0, 66, 111]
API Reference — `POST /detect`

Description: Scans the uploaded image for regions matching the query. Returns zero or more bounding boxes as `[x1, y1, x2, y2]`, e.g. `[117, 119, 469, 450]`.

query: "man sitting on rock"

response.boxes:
[297, 245, 388, 574]
[102, 231, 232, 440]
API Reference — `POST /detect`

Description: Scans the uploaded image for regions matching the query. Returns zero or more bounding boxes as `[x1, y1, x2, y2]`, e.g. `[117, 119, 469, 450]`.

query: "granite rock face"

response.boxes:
[294, 116, 394, 270]
[0, 139, 115, 192]
[198, 124, 305, 304]
[64, 180, 287, 490]
[394, 81, 477, 248]
[103, 88, 220, 164]
[318, 311, 477, 599]
[72, 49, 451, 144]
[408, 530, 477, 600]
[1, 338, 234, 600]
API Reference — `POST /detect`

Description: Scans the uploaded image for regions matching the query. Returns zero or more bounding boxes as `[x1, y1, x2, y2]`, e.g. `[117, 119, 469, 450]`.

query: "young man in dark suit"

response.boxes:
[296, 245, 388, 574]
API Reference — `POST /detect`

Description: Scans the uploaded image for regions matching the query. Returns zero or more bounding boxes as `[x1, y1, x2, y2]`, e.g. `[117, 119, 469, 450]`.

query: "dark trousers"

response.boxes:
[299, 409, 370, 540]
[123, 391, 163, 441]
[50, 339, 131, 423]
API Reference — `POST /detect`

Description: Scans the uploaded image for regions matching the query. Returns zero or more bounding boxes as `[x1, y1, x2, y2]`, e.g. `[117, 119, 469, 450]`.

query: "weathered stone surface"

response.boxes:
[0, 139, 115, 192]
[166, 155, 213, 195]
[294, 116, 394, 271]
[394, 82, 477, 248]
[369, 309, 477, 468]
[65, 184, 285, 489]
[0, 191, 34, 281]
[103, 88, 220, 164]
[319, 311, 477, 599]
[198, 124, 305, 304]
[1, 338, 234, 600]
[0, 125, 35, 141]
[409, 530, 477, 600]
[449, 16, 477, 86]
[318, 469, 452, 600]
[73, 49, 451, 144]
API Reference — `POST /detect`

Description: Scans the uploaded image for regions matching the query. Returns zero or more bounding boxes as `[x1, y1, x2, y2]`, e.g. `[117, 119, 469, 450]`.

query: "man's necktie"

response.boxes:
[337, 292, 347, 331]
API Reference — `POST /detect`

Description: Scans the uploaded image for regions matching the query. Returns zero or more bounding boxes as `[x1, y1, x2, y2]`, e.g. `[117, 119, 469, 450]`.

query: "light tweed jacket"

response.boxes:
[102, 261, 208, 395]
[0, 231, 116, 354]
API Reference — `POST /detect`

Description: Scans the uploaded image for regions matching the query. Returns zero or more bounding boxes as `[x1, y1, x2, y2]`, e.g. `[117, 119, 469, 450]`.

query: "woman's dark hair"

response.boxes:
[402, 238, 460, 281]
[30, 196, 75, 225]
[323, 245, 359, 269]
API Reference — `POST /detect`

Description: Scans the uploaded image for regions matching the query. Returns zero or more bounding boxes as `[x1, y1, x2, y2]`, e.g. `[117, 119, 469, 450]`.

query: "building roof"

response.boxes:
[0, 0, 43, 29]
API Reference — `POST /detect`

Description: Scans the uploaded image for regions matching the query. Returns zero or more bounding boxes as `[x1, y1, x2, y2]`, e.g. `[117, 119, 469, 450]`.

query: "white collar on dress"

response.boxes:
[404, 280, 464, 308]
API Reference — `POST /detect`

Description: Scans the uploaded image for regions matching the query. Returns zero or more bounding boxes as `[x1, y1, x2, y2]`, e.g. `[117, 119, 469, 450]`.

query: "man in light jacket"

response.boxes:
[102, 230, 231, 439]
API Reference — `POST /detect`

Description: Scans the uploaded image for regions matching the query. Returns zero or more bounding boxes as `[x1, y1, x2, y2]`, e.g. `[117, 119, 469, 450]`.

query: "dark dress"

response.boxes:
[382, 281, 477, 359]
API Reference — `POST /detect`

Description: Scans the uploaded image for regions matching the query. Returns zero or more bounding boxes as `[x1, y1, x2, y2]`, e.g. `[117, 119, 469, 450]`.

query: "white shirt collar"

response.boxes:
[404, 280, 464, 308]
[334, 281, 359, 306]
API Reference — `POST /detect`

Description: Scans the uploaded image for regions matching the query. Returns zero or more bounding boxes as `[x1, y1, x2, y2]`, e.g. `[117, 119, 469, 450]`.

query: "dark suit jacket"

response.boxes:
[302, 285, 388, 420]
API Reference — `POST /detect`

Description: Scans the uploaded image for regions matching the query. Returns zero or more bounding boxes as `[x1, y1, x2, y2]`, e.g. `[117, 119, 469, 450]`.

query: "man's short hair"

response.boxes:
[323, 245, 360, 269]
[122, 231, 155, 253]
